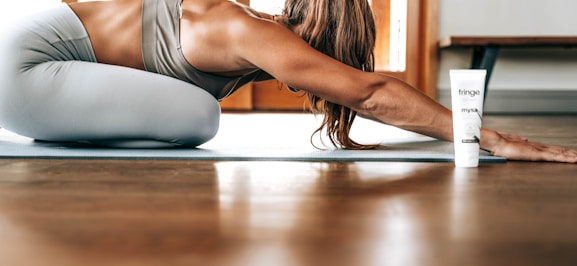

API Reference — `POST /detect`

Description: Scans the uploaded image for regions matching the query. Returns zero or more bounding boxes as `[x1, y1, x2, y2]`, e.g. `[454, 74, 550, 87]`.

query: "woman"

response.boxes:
[0, 0, 575, 162]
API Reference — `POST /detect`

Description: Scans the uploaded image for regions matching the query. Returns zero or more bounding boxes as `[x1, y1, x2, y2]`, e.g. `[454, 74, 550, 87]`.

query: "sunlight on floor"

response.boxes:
[0, 113, 428, 148]
[200, 113, 427, 150]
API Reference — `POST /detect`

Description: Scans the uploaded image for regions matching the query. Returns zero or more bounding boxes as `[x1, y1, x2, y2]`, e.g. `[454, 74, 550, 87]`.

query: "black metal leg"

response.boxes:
[471, 45, 499, 104]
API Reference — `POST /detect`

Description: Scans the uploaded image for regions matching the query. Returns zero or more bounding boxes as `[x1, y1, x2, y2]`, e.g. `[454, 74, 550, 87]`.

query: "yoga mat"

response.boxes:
[0, 137, 504, 162]
[0, 114, 506, 162]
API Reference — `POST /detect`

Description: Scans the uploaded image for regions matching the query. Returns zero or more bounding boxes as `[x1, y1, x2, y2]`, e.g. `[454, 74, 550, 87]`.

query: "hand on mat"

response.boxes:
[483, 130, 577, 163]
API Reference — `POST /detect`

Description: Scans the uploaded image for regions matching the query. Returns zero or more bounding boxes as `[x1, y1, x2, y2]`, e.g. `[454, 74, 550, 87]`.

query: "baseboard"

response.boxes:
[437, 89, 577, 114]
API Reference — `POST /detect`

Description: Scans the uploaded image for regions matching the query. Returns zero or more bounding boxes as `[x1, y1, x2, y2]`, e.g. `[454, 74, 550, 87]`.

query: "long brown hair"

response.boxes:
[279, 0, 377, 150]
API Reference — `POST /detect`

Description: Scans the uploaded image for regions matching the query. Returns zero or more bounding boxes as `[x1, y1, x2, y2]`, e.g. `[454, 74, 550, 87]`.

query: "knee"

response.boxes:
[192, 101, 221, 144]
[172, 93, 221, 147]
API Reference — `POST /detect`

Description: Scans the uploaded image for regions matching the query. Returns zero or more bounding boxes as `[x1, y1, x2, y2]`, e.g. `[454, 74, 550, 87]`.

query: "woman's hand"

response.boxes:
[481, 129, 577, 163]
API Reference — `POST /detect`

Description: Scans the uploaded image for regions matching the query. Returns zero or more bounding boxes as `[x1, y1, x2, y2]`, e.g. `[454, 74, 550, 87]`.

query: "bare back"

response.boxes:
[68, 0, 145, 70]
[68, 0, 375, 110]
[68, 0, 263, 76]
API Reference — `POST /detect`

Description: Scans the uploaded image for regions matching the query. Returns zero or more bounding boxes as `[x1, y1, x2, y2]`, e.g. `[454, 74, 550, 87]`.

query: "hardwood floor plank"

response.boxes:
[0, 115, 576, 266]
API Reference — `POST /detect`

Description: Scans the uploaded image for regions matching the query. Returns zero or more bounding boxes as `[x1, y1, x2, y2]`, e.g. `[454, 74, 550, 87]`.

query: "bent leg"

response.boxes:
[1, 61, 221, 148]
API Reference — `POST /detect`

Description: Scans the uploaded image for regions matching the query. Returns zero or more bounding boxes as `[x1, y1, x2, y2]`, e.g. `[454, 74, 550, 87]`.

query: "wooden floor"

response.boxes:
[0, 115, 576, 266]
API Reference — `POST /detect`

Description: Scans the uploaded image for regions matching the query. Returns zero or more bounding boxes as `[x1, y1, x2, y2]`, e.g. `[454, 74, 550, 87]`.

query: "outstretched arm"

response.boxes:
[350, 75, 577, 163]
[229, 12, 577, 163]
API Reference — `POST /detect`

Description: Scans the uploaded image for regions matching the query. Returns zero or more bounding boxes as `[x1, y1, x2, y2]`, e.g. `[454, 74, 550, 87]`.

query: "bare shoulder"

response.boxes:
[179, 0, 275, 72]
[182, 0, 377, 109]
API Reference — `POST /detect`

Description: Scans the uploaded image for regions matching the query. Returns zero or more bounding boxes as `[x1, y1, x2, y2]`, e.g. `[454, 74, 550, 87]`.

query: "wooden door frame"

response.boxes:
[379, 0, 438, 99]
[417, 0, 439, 99]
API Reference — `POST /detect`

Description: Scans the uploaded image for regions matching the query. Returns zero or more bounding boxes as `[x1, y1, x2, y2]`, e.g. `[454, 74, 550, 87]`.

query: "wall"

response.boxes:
[437, 0, 577, 113]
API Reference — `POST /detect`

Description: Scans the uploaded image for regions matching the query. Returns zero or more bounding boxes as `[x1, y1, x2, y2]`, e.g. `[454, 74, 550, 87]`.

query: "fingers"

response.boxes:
[531, 145, 577, 163]
[544, 146, 577, 163]
[528, 141, 577, 163]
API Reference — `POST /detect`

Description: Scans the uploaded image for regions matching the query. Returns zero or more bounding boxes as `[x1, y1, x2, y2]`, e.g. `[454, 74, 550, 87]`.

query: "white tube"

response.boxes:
[449, 69, 486, 167]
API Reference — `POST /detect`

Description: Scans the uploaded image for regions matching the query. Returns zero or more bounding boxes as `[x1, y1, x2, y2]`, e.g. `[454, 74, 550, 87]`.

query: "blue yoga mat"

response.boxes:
[0, 114, 506, 162]
[0, 131, 504, 162]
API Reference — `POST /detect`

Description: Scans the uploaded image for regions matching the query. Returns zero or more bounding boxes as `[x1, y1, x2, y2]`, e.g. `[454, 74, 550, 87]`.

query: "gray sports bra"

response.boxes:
[141, 0, 263, 100]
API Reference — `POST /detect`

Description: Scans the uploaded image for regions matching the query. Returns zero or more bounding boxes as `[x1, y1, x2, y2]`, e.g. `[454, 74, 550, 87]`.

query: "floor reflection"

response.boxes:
[0, 160, 457, 266]
[214, 161, 455, 266]
[450, 168, 480, 240]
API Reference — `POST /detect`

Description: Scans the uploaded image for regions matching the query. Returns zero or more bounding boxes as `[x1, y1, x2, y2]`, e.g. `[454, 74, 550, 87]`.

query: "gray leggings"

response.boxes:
[0, 5, 220, 148]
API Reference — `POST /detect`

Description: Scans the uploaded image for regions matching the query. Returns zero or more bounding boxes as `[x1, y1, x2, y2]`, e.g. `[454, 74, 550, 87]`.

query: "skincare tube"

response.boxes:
[450, 69, 486, 167]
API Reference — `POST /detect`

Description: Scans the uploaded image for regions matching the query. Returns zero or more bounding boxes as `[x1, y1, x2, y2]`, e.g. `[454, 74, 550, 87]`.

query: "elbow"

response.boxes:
[353, 76, 388, 118]
[357, 95, 379, 116]
[352, 74, 409, 127]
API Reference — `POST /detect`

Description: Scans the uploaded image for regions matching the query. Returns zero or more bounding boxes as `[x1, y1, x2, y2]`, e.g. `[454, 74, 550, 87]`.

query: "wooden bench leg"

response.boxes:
[471, 45, 499, 104]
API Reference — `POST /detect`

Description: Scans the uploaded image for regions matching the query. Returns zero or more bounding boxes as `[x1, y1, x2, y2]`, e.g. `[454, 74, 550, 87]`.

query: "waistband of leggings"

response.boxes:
[20, 4, 97, 63]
